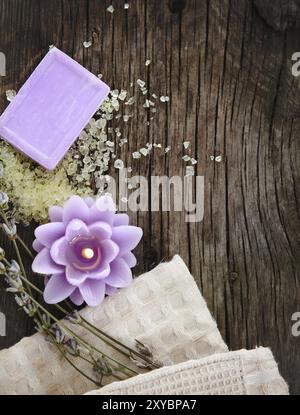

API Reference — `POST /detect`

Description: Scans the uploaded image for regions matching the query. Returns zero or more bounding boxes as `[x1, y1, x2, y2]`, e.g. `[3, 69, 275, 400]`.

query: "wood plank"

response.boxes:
[0, 0, 299, 394]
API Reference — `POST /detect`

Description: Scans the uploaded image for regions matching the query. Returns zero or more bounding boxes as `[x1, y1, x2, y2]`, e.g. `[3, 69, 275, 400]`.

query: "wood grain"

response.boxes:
[0, 0, 299, 394]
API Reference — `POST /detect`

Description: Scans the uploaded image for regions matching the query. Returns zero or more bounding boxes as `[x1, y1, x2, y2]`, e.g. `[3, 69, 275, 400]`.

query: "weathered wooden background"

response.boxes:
[0, 0, 300, 394]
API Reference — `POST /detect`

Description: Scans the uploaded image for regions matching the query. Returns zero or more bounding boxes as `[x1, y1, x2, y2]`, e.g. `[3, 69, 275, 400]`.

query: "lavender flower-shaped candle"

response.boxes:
[32, 195, 142, 306]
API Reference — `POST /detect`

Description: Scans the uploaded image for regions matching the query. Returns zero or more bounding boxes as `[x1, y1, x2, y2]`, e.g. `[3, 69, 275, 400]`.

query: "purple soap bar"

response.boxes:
[0, 47, 109, 170]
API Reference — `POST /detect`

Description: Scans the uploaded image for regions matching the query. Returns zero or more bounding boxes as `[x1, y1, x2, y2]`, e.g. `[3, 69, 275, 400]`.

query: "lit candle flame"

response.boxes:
[81, 247, 95, 260]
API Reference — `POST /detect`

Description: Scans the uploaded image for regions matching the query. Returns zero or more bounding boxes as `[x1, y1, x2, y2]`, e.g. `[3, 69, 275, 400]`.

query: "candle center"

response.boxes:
[81, 247, 95, 260]
[68, 236, 101, 271]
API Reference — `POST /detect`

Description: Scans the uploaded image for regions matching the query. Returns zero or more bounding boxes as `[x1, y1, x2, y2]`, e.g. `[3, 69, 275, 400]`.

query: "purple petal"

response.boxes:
[70, 288, 85, 306]
[104, 257, 132, 288]
[34, 222, 65, 248]
[79, 279, 105, 306]
[32, 239, 43, 253]
[44, 274, 75, 304]
[100, 239, 119, 263]
[49, 206, 63, 222]
[111, 226, 143, 256]
[105, 284, 117, 296]
[63, 195, 90, 225]
[65, 265, 88, 286]
[87, 262, 110, 280]
[122, 252, 137, 268]
[32, 248, 64, 275]
[113, 213, 129, 226]
[84, 197, 95, 207]
[89, 221, 112, 241]
[50, 237, 69, 265]
[65, 219, 89, 242]
[89, 195, 116, 226]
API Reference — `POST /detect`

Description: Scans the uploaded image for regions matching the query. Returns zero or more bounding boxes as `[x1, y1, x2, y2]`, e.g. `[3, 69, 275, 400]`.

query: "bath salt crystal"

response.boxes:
[114, 159, 124, 169]
[119, 138, 128, 146]
[182, 155, 191, 162]
[83, 41, 92, 48]
[107, 5, 114, 13]
[6, 90, 16, 102]
[132, 151, 141, 159]
[137, 79, 146, 88]
[125, 97, 135, 105]
[124, 3, 130, 9]
[160, 95, 169, 102]
[165, 146, 171, 153]
[139, 148, 148, 156]
[145, 59, 151, 66]
[215, 155, 222, 162]
[118, 90, 127, 101]
[111, 89, 119, 98]
[183, 141, 190, 149]
[191, 158, 198, 165]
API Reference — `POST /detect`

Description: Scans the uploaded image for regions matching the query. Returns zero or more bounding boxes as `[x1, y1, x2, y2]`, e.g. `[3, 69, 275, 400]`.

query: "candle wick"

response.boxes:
[81, 247, 95, 260]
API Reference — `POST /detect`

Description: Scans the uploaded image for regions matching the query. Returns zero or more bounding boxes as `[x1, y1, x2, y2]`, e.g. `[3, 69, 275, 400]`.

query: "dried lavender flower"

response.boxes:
[0, 262, 6, 274]
[0, 247, 5, 261]
[0, 192, 9, 206]
[8, 260, 20, 274]
[2, 222, 17, 238]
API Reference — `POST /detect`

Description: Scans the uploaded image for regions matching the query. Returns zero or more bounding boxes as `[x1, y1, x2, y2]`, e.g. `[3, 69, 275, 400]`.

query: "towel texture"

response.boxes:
[0, 255, 227, 394]
[86, 347, 289, 395]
